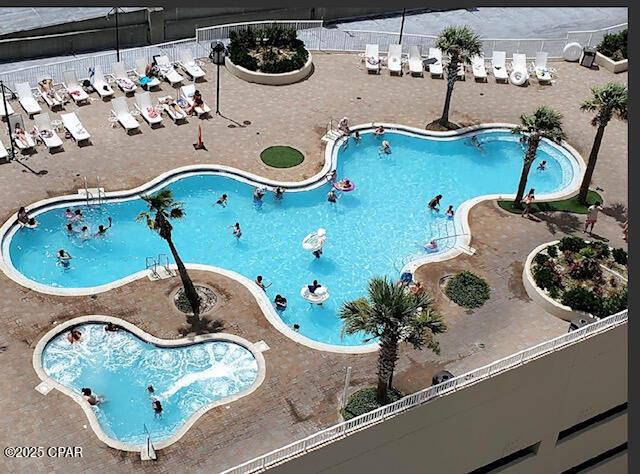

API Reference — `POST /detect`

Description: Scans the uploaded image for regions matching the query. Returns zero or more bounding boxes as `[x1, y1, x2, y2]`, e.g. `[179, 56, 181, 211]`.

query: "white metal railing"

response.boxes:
[219, 309, 627, 474]
[196, 20, 324, 47]
[567, 22, 628, 49]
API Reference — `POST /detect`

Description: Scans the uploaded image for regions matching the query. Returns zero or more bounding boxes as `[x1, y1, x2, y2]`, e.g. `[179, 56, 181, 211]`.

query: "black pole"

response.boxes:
[215, 62, 220, 115]
[0, 81, 16, 161]
[115, 7, 120, 62]
[399, 8, 406, 44]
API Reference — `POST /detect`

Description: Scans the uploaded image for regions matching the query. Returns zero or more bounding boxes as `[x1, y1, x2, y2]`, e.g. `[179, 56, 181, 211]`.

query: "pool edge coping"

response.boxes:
[2, 122, 585, 355]
[32, 315, 267, 453]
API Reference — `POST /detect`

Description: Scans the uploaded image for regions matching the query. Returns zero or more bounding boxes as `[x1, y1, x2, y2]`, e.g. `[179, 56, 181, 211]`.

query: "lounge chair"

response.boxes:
[33, 113, 63, 151]
[178, 49, 206, 81]
[15, 82, 42, 117]
[38, 79, 64, 109]
[365, 44, 381, 74]
[180, 84, 211, 117]
[491, 51, 509, 83]
[510, 53, 530, 86]
[533, 51, 552, 84]
[111, 97, 139, 132]
[154, 55, 185, 86]
[457, 63, 466, 81]
[408, 46, 423, 77]
[0, 140, 7, 160]
[111, 62, 137, 94]
[62, 70, 90, 104]
[91, 65, 115, 99]
[61, 112, 91, 145]
[134, 59, 162, 91]
[428, 48, 443, 77]
[387, 44, 403, 76]
[158, 96, 188, 123]
[470, 55, 487, 81]
[0, 97, 14, 117]
[134, 92, 163, 126]
[12, 127, 36, 151]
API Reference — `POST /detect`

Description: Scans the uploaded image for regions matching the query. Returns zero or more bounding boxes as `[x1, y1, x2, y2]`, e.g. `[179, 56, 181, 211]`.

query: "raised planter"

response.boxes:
[595, 52, 628, 73]
[225, 51, 313, 85]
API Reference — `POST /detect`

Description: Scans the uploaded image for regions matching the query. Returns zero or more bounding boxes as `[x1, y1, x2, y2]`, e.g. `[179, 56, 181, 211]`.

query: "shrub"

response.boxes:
[546, 245, 558, 258]
[533, 253, 550, 266]
[578, 246, 597, 259]
[558, 236, 587, 252]
[599, 288, 628, 318]
[561, 287, 602, 316]
[568, 258, 602, 280]
[341, 387, 404, 420]
[588, 241, 610, 259]
[445, 271, 491, 309]
[533, 264, 562, 292]
[597, 29, 628, 61]
[612, 248, 628, 265]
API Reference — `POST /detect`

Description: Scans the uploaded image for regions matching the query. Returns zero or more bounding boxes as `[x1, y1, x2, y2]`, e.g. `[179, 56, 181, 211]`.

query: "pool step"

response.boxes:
[321, 130, 343, 142]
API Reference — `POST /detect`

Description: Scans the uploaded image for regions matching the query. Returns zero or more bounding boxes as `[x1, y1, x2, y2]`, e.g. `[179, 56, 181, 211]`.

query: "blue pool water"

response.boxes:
[9, 130, 575, 347]
[41, 323, 258, 445]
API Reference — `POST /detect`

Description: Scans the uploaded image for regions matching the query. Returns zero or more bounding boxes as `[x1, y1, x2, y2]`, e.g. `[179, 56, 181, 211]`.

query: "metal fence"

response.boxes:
[196, 20, 324, 47]
[220, 309, 628, 474]
[567, 22, 628, 49]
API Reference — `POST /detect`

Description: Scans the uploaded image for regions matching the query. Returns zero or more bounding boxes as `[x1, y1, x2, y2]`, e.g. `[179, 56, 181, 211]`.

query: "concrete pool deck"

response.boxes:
[0, 52, 627, 472]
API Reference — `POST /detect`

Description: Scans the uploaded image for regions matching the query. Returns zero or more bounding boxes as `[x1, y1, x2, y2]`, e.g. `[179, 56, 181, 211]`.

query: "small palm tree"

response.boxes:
[137, 189, 201, 318]
[435, 26, 482, 128]
[340, 277, 446, 404]
[578, 82, 628, 205]
[512, 107, 566, 208]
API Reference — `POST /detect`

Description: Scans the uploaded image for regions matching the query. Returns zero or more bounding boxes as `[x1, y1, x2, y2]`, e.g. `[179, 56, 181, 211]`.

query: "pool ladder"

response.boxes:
[146, 254, 174, 280]
[140, 423, 156, 461]
[82, 176, 105, 206]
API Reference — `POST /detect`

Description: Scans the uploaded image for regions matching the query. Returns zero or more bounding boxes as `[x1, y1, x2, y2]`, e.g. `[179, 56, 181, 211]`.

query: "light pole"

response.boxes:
[209, 41, 226, 116]
[0, 80, 16, 161]
[399, 8, 406, 44]
[108, 7, 126, 62]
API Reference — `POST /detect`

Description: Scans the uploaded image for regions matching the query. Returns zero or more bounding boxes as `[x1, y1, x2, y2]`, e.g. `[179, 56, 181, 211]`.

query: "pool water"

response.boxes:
[9, 130, 576, 347]
[41, 323, 258, 446]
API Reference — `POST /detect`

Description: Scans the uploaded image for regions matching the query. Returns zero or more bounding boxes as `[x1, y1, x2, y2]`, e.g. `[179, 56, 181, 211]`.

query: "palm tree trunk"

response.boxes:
[377, 334, 399, 403]
[514, 139, 539, 209]
[166, 236, 201, 318]
[439, 62, 458, 128]
[578, 124, 606, 205]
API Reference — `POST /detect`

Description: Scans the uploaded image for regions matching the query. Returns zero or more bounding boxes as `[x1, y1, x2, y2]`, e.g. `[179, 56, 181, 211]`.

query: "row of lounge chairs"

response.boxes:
[365, 44, 552, 85]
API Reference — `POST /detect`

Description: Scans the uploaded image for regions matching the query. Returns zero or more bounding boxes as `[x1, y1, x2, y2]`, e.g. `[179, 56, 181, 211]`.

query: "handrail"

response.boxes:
[220, 310, 627, 474]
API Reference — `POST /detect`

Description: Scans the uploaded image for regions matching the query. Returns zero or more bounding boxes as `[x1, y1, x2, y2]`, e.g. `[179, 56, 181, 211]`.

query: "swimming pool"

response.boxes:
[3, 126, 582, 349]
[37, 319, 262, 449]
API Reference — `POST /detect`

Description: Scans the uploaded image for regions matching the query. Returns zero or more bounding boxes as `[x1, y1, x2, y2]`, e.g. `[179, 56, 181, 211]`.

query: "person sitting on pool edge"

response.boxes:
[428, 194, 443, 211]
[274, 294, 287, 311]
[17, 207, 30, 225]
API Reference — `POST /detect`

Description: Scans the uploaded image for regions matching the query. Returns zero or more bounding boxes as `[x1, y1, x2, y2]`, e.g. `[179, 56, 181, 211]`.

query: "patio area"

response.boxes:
[0, 51, 627, 473]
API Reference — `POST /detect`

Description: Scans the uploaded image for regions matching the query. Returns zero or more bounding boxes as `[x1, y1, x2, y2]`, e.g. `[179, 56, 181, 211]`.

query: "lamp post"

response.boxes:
[399, 8, 406, 44]
[0, 80, 16, 161]
[209, 41, 226, 116]
[108, 7, 126, 62]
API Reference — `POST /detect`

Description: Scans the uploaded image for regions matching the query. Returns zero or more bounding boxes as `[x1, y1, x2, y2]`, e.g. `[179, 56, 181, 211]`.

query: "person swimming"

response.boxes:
[57, 249, 72, 265]
[274, 294, 287, 311]
[446, 205, 455, 218]
[327, 190, 338, 203]
[73, 209, 83, 221]
[537, 160, 547, 171]
[470, 135, 481, 149]
[65, 208, 74, 220]
[374, 125, 385, 137]
[96, 217, 112, 236]
[380, 140, 391, 154]
[216, 194, 228, 207]
[428, 194, 443, 211]
[67, 328, 82, 343]
[307, 280, 322, 294]
[105, 322, 119, 332]
[152, 399, 163, 415]
[81, 387, 102, 406]
[66, 223, 75, 233]
[231, 222, 242, 239]
[313, 248, 323, 259]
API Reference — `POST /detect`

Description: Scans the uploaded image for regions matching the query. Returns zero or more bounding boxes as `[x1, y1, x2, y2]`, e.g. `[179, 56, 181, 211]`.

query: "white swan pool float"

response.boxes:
[302, 228, 327, 252]
[300, 285, 329, 304]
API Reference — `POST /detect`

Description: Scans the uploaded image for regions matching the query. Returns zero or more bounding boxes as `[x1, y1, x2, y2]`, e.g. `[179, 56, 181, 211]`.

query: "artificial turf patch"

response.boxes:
[260, 146, 305, 168]
[497, 190, 603, 215]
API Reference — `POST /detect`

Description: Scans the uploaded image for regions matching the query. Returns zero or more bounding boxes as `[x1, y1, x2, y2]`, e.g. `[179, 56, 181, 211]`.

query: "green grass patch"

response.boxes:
[260, 146, 304, 168]
[341, 387, 404, 420]
[497, 190, 603, 215]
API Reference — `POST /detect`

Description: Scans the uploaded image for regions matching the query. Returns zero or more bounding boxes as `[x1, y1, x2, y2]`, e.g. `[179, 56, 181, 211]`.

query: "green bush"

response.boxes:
[341, 387, 404, 420]
[228, 26, 309, 73]
[533, 253, 550, 266]
[533, 264, 562, 292]
[547, 245, 558, 258]
[561, 287, 602, 316]
[558, 236, 587, 252]
[588, 241, 610, 259]
[578, 246, 597, 259]
[444, 271, 490, 309]
[597, 29, 628, 61]
[612, 248, 628, 265]
[599, 288, 628, 318]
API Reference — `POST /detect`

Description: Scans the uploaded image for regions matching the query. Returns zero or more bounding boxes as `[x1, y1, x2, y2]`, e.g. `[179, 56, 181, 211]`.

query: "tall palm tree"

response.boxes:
[136, 189, 201, 318]
[512, 107, 566, 209]
[578, 82, 628, 205]
[435, 26, 482, 128]
[340, 277, 446, 404]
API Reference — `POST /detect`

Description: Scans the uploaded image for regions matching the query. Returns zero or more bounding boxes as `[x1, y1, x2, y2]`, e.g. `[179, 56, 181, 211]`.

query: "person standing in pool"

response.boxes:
[327, 170, 337, 183]
[470, 135, 481, 149]
[57, 249, 72, 266]
[73, 209, 84, 221]
[96, 217, 113, 236]
[17, 207, 30, 225]
[231, 222, 242, 239]
[327, 190, 338, 204]
[255, 275, 272, 291]
[67, 328, 82, 343]
[446, 205, 455, 218]
[105, 322, 119, 332]
[428, 194, 443, 211]
[253, 187, 265, 202]
[274, 294, 287, 311]
[380, 140, 391, 154]
[216, 194, 228, 207]
[537, 160, 547, 171]
[274, 187, 285, 200]
[152, 399, 163, 416]
[353, 130, 361, 144]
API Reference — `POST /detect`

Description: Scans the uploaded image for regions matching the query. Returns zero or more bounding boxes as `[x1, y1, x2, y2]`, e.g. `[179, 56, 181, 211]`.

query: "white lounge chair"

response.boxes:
[61, 112, 91, 144]
[387, 44, 403, 76]
[408, 46, 423, 77]
[365, 44, 381, 74]
[178, 49, 206, 81]
[111, 97, 139, 132]
[134, 59, 162, 91]
[62, 70, 90, 104]
[33, 113, 63, 151]
[12, 128, 36, 151]
[91, 65, 115, 99]
[15, 82, 42, 117]
[457, 63, 466, 80]
[491, 51, 509, 82]
[38, 79, 64, 109]
[0, 98, 14, 117]
[0, 139, 8, 160]
[471, 55, 487, 81]
[533, 51, 552, 84]
[428, 48, 443, 77]
[155, 55, 185, 86]
[510, 53, 530, 86]
[158, 96, 188, 123]
[134, 92, 163, 126]
[180, 84, 211, 117]
[112, 62, 137, 94]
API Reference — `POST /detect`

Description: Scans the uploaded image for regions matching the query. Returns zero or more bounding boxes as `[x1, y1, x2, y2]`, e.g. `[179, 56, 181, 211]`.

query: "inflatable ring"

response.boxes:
[367, 57, 379, 66]
[302, 228, 327, 252]
[300, 285, 329, 304]
[333, 180, 356, 192]
[510, 70, 527, 86]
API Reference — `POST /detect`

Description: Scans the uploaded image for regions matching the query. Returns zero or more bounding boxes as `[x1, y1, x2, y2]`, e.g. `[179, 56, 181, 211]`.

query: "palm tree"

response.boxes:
[340, 277, 446, 404]
[435, 26, 482, 128]
[512, 107, 566, 209]
[137, 189, 201, 318]
[578, 82, 628, 205]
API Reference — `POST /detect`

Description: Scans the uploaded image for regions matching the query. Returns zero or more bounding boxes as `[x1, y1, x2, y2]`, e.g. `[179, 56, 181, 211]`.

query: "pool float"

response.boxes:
[424, 240, 438, 252]
[510, 70, 527, 86]
[20, 221, 38, 229]
[300, 285, 330, 304]
[302, 228, 327, 252]
[333, 179, 356, 192]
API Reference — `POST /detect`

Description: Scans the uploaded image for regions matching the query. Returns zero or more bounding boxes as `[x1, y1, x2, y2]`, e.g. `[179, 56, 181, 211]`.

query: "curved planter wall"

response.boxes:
[225, 52, 313, 85]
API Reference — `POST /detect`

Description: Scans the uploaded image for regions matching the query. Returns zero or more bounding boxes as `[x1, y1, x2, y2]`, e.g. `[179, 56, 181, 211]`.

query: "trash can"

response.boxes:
[580, 46, 597, 68]
[432, 370, 454, 386]
[568, 314, 597, 332]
